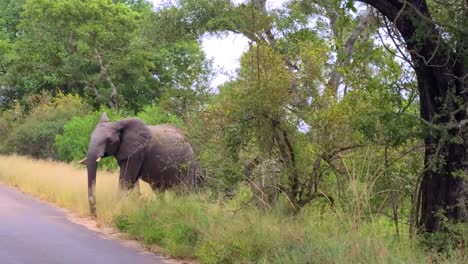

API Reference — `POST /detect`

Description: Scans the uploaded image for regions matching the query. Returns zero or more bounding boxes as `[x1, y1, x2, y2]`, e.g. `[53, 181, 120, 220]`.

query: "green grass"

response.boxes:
[0, 155, 466, 263]
[112, 191, 467, 263]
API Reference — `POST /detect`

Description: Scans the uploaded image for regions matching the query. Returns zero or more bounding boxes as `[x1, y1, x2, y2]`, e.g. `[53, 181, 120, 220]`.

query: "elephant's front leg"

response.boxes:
[118, 156, 143, 191]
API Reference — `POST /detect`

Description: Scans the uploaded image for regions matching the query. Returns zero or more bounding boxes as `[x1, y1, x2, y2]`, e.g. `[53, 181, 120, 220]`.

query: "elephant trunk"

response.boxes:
[86, 151, 99, 217]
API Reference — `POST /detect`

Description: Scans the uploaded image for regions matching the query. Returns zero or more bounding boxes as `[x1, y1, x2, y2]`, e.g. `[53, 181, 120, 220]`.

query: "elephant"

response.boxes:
[80, 112, 199, 216]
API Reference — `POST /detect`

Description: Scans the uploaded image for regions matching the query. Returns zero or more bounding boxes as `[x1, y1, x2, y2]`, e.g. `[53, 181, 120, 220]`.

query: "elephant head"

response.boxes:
[81, 112, 151, 216]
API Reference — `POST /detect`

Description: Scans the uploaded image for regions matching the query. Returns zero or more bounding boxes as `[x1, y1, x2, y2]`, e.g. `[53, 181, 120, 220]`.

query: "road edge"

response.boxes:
[0, 182, 195, 264]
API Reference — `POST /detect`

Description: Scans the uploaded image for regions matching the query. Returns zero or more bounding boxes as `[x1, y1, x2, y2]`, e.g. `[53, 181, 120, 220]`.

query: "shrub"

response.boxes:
[3, 94, 88, 159]
[113, 193, 206, 258]
[0, 102, 28, 153]
[137, 104, 183, 127]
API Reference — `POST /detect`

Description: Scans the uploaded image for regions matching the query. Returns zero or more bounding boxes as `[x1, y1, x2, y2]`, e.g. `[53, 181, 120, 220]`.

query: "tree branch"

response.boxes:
[95, 49, 118, 111]
[327, 6, 376, 94]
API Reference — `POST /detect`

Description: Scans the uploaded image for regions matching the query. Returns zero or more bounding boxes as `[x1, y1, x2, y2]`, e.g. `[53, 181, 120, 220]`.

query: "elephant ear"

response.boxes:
[115, 118, 152, 161]
[99, 112, 110, 123]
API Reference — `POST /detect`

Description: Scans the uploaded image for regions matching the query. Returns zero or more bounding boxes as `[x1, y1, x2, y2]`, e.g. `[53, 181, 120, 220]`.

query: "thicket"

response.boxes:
[0, 93, 88, 159]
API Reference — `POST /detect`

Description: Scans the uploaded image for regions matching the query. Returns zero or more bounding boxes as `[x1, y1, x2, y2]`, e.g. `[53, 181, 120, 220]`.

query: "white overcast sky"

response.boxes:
[150, 0, 287, 87]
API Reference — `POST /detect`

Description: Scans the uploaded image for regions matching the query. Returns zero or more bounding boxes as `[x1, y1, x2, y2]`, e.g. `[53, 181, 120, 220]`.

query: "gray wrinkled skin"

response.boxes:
[85, 113, 199, 216]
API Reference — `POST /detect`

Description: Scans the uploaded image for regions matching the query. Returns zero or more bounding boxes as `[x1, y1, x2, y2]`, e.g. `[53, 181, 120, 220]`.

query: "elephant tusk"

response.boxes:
[96, 157, 102, 163]
[78, 158, 87, 164]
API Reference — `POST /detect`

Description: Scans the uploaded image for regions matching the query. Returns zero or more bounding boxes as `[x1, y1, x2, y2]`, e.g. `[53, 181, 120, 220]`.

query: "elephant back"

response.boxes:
[147, 124, 194, 163]
[143, 124, 198, 190]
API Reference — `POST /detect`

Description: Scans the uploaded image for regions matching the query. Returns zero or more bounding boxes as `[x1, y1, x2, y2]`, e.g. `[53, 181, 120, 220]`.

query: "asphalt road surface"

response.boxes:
[0, 183, 166, 264]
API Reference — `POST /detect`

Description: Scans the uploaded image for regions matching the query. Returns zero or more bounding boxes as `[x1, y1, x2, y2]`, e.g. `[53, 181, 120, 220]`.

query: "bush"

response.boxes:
[2, 94, 88, 159]
[113, 194, 204, 258]
[0, 104, 24, 153]
[137, 104, 183, 127]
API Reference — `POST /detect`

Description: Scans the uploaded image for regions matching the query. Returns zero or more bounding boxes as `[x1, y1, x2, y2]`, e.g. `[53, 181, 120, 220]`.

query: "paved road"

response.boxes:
[0, 183, 166, 264]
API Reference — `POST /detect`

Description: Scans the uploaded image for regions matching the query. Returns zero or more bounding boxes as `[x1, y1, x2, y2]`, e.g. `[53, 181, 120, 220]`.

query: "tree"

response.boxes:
[132, 4, 213, 117]
[0, 0, 212, 114]
[0, 0, 27, 41]
[114, 0, 153, 12]
[164, 1, 420, 216]
[2, 0, 143, 111]
[352, 0, 467, 233]
[0, 0, 27, 108]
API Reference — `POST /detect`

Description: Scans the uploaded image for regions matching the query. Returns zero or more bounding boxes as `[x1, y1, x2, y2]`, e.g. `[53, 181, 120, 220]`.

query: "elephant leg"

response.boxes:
[118, 156, 143, 191]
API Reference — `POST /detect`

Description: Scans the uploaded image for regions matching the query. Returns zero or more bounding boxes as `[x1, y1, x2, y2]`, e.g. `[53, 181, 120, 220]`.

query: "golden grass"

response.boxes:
[0, 155, 153, 224]
[1, 155, 465, 263]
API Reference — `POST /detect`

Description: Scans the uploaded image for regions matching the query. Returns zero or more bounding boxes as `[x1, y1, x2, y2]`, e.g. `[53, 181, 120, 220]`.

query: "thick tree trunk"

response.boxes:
[418, 68, 468, 231]
[356, 0, 468, 232]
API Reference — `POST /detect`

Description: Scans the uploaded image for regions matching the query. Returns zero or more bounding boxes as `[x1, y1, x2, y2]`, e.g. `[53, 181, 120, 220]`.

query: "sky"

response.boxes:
[147, 1, 395, 90]
[150, 0, 287, 87]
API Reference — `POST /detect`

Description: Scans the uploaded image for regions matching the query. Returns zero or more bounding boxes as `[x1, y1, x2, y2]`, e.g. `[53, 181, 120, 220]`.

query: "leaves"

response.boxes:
[0, 0, 211, 113]
[0, 0, 428, 224]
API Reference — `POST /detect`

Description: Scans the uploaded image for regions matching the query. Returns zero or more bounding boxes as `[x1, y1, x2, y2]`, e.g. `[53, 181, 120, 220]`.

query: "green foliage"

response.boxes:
[111, 191, 465, 264]
[114, 193, 205, 258]
[133, 10, 212, 115]
[0, 0, 211, 114]
[136, 104, 183, 126]
[1, 0, 464, 260]
[0, 0, 26, 41]
[0, 0, 144, 109]
[0, 93, 88, 159]
[176, 0, 235, 35]
[0, 102, 23, 151]
[422, 213, 468, 253]
[115, 0, 153, 12]
[55, 108, 123, 170]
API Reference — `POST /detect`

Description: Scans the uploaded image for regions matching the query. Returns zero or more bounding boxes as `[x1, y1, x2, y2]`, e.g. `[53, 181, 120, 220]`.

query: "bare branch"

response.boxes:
[95, 49, 119, 111]
[327, 6, 376, 94]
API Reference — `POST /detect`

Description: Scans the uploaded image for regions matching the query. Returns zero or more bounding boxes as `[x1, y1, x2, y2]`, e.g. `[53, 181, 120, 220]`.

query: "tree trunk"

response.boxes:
[356, 0, 468, 232]
[95, 49, 119, 111]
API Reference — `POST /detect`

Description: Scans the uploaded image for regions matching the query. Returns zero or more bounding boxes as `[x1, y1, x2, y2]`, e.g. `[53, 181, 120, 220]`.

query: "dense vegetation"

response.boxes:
[0, 0, 466, 262]
[2, 155, 461, 263]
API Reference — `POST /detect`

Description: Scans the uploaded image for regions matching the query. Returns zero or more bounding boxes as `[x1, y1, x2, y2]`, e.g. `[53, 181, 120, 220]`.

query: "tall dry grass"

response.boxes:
[1, 155, 465, 263]
[0, 154, 153, 224]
